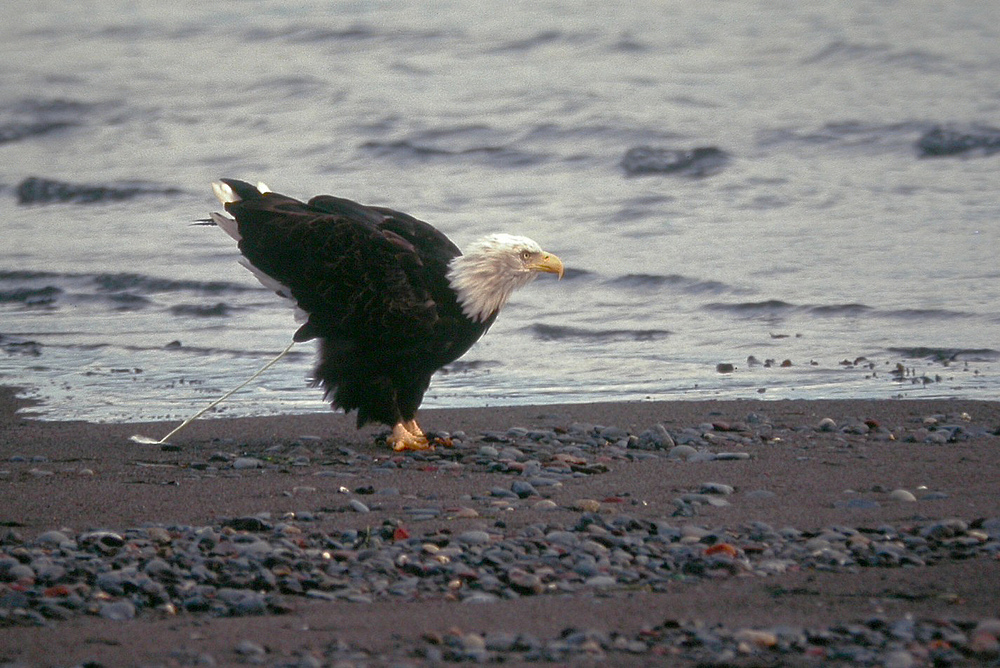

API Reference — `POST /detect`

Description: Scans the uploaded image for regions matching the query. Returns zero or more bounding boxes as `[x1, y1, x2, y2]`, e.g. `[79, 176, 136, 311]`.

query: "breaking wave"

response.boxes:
[525, 323, 671, 342]
[703, 300, 980, 321]
[608, 273, 739, 295]
[888, 347, 999, 362]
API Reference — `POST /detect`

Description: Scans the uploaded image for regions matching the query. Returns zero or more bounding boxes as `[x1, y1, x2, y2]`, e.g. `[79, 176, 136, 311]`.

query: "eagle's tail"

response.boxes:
[211, 178, 271, 205]
[208, 179, 272, 241]
[206, 178, 310, 326]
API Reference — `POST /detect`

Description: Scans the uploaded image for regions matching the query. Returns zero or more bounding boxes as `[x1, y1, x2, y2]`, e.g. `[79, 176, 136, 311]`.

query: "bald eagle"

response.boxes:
[209, 179, 563, 450]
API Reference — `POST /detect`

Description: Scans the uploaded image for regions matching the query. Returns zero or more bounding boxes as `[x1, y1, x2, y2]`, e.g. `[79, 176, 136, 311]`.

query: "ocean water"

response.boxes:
[2, 0, 998, 423]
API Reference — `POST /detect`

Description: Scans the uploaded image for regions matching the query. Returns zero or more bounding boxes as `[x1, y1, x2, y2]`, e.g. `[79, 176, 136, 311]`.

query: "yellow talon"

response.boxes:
[388, 422, 432, 451]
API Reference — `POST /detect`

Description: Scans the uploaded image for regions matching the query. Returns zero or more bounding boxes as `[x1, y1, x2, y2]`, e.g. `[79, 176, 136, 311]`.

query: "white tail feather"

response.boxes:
[210, 212, 241, 241]
[209, 179, 306, 323]
[238, 259, 308, 323]
[212, 181, 239, 205]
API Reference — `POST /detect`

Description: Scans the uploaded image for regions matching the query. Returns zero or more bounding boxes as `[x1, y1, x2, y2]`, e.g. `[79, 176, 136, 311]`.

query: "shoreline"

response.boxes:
[2, 386, 999, 665]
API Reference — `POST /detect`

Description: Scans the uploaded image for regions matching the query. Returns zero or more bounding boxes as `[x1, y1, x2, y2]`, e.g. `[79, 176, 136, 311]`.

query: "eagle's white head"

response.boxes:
[447, 233, 564, 323]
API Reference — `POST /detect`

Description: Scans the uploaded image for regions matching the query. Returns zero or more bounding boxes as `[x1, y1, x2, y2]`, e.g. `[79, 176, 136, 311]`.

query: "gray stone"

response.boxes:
[700, 482, 735, 495]
[99, 600, 136, 621]
[714, 452, 750, 460]
[511, 480, 539, 498]
[35, 530, 73, 547]
[456, 530, 491, 545]
[889, 489, 917, 502]
[348, 499, 370, 513]
[817, 417, 838, 431]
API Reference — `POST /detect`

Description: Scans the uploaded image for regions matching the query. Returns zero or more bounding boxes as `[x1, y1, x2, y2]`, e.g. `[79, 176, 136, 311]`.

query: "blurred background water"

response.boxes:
[1, 0, 998, 422]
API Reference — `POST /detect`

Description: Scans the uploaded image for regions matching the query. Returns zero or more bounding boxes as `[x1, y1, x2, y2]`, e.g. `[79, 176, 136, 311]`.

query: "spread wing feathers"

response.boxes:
[216, 179, 462, 347]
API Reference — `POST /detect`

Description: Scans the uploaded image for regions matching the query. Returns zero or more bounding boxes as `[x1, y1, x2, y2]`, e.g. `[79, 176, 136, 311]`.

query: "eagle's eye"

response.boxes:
[520, 250, 532, 261]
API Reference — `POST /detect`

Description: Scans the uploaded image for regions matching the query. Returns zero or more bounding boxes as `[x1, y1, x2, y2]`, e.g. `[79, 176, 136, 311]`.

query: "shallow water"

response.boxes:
[2, 1, 998, 422]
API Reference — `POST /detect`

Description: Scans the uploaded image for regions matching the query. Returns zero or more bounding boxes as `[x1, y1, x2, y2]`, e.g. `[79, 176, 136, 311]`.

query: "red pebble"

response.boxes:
[705, 543, 738, 557]
[43, 584, 72, 597]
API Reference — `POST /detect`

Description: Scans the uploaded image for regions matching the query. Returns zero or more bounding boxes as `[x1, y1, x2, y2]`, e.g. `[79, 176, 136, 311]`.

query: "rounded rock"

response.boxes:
[974, 618, 1000, 636]
[734, 629, 777, 647]
[348, 499, 370, 513]
[669, 445, 698, 460]
[477, 445, 499, 458]
[700, 482, 735, 495]
[920, 518, 967, 539]
[456, 530, 491, 546]
[36, 530, 73, 547]
[572, 499, 601, 513]
[883, 649, 916, 668]
[4, 563, 34, 582]
[99, 600, 136, 621]
[506, 569, 544, 595]
[599, 426, 628, 441]
[234, 640, 267, 657]
[584, 575, 616, 588]
[816, 417, 837, 432]
[889, 489, 917, 502]
[511, 480, 539, 499]
[451, 506, 479, 518]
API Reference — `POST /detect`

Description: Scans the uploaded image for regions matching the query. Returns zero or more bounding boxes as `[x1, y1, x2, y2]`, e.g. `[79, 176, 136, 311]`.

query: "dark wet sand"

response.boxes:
[1, 387, 999, 665]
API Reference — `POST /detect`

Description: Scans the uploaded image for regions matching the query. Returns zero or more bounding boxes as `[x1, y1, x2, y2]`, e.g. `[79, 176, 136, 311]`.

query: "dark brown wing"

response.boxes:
[220, 180, 460, 348]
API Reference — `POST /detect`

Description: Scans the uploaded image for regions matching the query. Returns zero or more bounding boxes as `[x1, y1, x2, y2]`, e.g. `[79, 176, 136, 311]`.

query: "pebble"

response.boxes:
[35, 530, 73, 547]
[0, 508, 997, 667]
[883, 649, 916, 668]
[585, 575, 617, 588]
[636, 423, 674, 449]
[817, 417, 838, 432]
[3, 412, 998, 666]
[456, 530, 491, 545]
[234, 640, 267, 657]
[511, 480, 539, 498]
[700, 482, 735, 495]
[232, 457, 263, 470]
[734, 628, 777, 647]
[450, 506, 479, 518]
[668, 445, 698, 460]
[348, 499, 370, 513]
[572, 499, 602, 513]
[888, 489, 917, 502]
[99, 600, 136, 621]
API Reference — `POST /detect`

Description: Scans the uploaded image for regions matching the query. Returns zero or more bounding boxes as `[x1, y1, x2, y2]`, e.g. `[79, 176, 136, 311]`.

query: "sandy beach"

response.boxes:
[2, 387, 999, 666]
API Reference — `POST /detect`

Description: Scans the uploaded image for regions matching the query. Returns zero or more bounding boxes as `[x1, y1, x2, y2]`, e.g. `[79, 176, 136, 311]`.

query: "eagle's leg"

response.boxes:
[388, 421, 431, 451]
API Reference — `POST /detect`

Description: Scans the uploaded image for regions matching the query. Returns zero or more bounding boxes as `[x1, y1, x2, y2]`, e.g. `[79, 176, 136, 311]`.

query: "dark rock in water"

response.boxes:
[621, 146, 729, 177]
[16, 176, 183, 205]
[0, 335, 43, 357]
[917, 124, 1000, 157]
[168, 303, 233, 318]
[0, 121, 77, 145]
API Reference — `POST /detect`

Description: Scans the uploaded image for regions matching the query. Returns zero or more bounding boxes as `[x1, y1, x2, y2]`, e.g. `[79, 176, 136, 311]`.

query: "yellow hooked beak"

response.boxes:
[531, 252, 564, 280]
